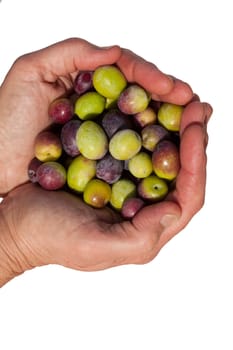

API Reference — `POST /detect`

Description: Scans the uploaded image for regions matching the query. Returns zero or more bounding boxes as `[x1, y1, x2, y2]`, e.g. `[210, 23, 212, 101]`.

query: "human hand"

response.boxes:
[0, 38, 212, 287]
[0, 37, 192, 195]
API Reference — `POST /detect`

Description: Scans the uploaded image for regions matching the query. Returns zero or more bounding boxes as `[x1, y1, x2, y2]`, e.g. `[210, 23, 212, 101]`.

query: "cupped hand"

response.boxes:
[0, 37, 193, 195]
[0, 100, 212, 284]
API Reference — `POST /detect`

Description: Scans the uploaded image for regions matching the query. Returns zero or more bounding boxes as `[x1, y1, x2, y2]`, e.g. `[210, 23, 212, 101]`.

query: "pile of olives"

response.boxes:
[28, 65, 182, 218]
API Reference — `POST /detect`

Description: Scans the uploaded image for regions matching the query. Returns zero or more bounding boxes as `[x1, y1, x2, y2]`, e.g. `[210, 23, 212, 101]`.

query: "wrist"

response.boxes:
[0, 198, 25, 287]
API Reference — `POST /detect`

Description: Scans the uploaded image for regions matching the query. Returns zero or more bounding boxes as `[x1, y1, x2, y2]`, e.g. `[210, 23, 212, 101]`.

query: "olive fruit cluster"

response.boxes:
[28, 65, 183, 219]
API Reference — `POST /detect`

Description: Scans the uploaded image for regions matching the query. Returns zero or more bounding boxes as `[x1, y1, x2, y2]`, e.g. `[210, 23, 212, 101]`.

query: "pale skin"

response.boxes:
[0, 38, 212, 287]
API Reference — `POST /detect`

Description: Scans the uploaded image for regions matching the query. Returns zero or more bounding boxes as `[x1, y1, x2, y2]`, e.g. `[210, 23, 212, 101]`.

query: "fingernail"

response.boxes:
[190, 93, 200, 103]
[204, 103, 213, 124]
[167, 74, 179, 82]
[160, 214, 178, 228]
[204, 133, 209, 149]
[202, 103, 212, 148]
[102, 45, 118, 50]
[166, 74, 176, 86]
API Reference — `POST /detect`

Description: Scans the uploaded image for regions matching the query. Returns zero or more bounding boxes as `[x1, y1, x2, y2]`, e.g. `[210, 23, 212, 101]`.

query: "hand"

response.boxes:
[0, 37, 192, 195]
[0, 38, 212, 286]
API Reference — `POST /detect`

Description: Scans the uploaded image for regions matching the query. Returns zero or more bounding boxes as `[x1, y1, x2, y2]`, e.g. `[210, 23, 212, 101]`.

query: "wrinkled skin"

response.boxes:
[0, 38, 212, 286]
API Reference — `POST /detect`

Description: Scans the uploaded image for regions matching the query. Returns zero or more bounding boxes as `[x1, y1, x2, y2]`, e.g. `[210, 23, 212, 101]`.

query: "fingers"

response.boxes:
[117, 49, 174, 95]
[171, 102, 213, 223]
[117, 49, 193, 105]
[114, 102, 213, 266]
[13, 37, 194, 108]
[158, 77, 194, 105]
[180, 100, 212, 134]
[12, 37, 194, 109]
[14, 37, 122, 81]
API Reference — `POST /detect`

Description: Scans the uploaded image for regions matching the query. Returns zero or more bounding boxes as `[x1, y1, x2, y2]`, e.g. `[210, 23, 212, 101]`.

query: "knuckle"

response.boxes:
[13, 53, 31, 66]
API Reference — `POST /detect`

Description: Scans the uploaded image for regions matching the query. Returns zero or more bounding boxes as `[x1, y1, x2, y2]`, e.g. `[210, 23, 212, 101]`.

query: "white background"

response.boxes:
[0, 0, 232, 349]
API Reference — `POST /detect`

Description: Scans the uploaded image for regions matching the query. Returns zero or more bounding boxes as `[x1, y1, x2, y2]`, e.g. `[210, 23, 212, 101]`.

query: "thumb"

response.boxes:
[133, 200, 181, 232]
[132, 200, 182, 257]
[17, 37, 122, 79]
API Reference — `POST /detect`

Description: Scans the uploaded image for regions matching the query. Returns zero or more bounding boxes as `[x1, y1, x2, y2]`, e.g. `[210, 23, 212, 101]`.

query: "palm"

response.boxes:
[0, 72, 70, 192]
[7, 182, 153, 270]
